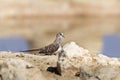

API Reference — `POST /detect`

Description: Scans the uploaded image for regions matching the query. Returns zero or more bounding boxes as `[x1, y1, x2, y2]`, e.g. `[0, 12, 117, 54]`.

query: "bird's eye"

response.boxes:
[60, 33, 63, 35]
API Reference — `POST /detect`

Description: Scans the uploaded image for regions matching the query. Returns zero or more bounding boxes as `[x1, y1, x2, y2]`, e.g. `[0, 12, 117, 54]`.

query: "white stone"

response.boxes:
[57, 42, 120, 80]
[0, 58, 46, 80]
[63, 42, 89, 58]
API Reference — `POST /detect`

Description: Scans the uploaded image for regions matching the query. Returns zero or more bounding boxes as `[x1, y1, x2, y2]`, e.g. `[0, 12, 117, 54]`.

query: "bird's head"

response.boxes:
[56, 32, 65, 39]
[54, 32, 64, 43]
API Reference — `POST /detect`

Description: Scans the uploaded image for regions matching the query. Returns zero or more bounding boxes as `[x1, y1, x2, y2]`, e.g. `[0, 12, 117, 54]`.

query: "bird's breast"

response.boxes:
[55, 46, 62, 53]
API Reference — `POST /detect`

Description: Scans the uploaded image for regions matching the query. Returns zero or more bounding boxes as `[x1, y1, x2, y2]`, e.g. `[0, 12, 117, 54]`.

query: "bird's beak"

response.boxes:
[63, 35, 65, 38]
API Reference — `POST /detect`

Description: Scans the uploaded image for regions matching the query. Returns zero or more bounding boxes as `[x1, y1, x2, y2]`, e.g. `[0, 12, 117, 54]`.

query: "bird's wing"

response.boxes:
[39, 43, 59, 53]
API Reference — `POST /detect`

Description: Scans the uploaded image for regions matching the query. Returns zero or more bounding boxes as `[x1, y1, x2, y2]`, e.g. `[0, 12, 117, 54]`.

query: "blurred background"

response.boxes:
[0, 0, 120, 57]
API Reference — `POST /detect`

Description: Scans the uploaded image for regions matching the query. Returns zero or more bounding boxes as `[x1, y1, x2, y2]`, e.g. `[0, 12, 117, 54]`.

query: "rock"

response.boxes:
[0, 58, 46, 80]
[57, 42, 89, 75]
[57, 41, 120, 80]
[63, 42, 89, 58]
[0, 51, 58, 71]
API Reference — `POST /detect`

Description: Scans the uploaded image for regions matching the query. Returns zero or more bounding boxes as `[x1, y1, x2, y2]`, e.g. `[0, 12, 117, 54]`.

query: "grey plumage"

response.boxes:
[20, 32, 64, 55]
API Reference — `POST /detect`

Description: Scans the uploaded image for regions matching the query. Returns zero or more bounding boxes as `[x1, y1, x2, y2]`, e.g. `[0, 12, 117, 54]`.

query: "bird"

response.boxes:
[20, 32, 64, 55]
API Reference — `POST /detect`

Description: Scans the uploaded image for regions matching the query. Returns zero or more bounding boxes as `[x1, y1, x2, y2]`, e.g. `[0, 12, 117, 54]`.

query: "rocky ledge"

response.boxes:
[0, 42, 120, 80]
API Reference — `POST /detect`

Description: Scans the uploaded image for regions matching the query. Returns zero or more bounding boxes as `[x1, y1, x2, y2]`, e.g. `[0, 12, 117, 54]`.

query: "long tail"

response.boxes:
[20, 48, 40, 52]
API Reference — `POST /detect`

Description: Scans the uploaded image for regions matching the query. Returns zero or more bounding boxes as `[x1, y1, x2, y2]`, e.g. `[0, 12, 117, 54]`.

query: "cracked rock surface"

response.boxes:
[57, 42, 120, 80]
[0, 58, 46, 80]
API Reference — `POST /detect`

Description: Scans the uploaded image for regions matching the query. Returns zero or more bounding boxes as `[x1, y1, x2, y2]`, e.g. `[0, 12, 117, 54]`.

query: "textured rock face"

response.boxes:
[63, 42, 89, 58]
[57, 42, 89, 75]
[0, 59, 46, 80]
[57, 42, 120, 80]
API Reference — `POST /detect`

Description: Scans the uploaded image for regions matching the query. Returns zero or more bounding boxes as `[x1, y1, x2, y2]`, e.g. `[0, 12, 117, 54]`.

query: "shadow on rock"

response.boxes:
[47, 67, 61, 76]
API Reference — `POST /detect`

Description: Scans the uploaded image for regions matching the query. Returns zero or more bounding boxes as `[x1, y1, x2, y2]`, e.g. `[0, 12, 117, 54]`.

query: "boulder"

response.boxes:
[57, 42, 120, 80]
[0, 58, 46, 80]
[57, 42, 89, 75]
